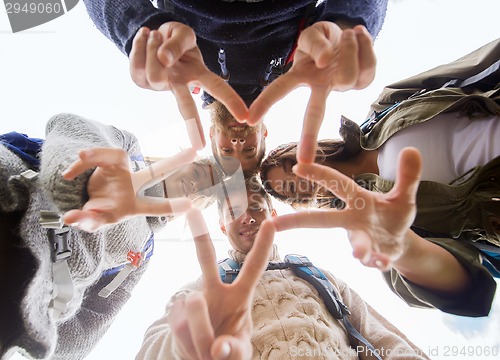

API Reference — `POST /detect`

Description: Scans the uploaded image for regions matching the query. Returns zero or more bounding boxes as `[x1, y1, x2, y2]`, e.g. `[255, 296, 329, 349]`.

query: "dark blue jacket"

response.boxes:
[83, 0, 387, 104]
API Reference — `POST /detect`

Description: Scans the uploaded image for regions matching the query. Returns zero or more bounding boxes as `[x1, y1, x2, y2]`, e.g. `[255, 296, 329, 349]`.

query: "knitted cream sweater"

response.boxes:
[0, 114, 166, 360]
[136, 246, 430, 359]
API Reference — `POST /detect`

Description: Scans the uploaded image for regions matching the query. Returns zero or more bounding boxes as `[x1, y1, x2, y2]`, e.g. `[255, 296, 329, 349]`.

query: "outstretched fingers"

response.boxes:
[353, 25, 376, 89]
[186, 209, 221, 288]
[389, 147, 422, 204]
[171, 84, 205, 150]
[129, 27, 150, 89]
[212, 335, 250, 360]
[334, 29, 360, 91]
[235, 220, 275, 295]
[185, 292, 215, 360]
[248, 71, 300, 125]
[296, 87, 329, 163]
[272, 210, 352, 233]
[292, 162, 360, 203]
[297, 22, 335, 69]
[63, 209, 111, 232]
[157, 22, 197, 67]
[132, 148, 197, 191]
[134, 196, 192, 217]
[62, 148, 128, 180]
[198, 70, 249, 123]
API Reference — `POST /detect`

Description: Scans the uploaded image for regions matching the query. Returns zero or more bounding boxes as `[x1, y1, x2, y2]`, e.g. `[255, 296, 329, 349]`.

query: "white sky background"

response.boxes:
[1, 1, 500, 359]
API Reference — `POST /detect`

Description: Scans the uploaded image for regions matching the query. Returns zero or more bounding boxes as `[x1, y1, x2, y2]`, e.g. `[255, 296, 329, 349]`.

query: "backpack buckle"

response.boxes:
[48, 227, 72, 263]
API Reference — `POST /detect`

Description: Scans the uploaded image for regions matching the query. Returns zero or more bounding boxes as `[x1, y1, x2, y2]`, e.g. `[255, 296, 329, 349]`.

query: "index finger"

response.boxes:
[296, 86, 329, 163]
[171, 84, 205, 150]
[132, 147, 197, 192]
[293, 162, 361, 203]
[272, 210, 352, 232]
[247, 71, 300, 125]
[197, 70, 249, 123]
[235, 220, 275, 295]
[62, 148, 129, 180]
[186, 208, 221, 288]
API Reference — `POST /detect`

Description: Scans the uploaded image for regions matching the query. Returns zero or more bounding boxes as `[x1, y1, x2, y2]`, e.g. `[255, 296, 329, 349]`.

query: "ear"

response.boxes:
[219, 218, 227, 235]
[271, 209, 277, 217]
[209, 126, 214, 138]
[262, 123, 268, 138]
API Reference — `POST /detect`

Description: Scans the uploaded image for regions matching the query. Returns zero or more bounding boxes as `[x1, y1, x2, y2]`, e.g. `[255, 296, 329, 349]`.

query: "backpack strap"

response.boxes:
[38, 209, 74, 320]
[218, 254, 382, 359]
[360, 58, 500, 135]
[284, 255, 382, 360]
[218, 258, 241, 284]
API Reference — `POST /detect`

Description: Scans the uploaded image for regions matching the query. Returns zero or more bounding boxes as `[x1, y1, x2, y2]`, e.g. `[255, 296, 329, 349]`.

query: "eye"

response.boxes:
[289, 181, 296, 195]
[244, 147, 256, 153]
[251, 206, 264, 212]
[221, 148, 232, 154]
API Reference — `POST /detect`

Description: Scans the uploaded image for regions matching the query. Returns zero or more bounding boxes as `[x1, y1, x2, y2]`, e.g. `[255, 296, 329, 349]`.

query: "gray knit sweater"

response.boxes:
[0, 114, 167, 360]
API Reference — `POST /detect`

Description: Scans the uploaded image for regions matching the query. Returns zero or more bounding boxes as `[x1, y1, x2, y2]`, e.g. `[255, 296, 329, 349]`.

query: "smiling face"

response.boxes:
[219, 189, 275, 254]
[164, 161, 217, 199]
[209, 101, 267, 174]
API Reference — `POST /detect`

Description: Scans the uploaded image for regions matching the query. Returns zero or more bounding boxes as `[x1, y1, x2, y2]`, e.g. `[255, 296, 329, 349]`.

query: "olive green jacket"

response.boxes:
[339, 38, 500, 317]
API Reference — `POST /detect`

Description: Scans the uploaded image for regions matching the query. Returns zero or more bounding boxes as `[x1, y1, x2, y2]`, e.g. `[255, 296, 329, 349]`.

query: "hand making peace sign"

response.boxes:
[168, 209, 275, 360]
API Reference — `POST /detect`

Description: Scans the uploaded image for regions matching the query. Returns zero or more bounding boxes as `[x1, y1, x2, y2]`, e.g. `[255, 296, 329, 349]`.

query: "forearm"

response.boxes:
[318, 0, 388, 37]
[82, 0, 177, 55]
[393, 230, 472, 295]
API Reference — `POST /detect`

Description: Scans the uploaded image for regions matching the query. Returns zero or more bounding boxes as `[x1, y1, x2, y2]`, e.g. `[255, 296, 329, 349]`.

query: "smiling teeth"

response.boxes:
[232, 126, 246, 132]
[241, 230, 258, 235]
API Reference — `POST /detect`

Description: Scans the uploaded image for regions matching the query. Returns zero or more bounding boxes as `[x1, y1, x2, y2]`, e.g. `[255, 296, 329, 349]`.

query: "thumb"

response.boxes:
[297, 22, 336, 68]
[390, 147, 422, 203]
[157, 22, 197, 66]
[212, 336, 250, 360]
[63, 210, 106, 232]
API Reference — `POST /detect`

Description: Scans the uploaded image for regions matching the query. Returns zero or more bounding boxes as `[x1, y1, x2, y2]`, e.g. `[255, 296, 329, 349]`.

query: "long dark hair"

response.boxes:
[260, 139, 355, 209]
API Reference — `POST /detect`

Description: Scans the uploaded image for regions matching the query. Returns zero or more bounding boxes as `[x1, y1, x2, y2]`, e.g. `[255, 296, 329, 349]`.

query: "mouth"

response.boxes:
[181, 179, 189, 196]
[239, 228, 259, 237]
[227, 122, 249, 132]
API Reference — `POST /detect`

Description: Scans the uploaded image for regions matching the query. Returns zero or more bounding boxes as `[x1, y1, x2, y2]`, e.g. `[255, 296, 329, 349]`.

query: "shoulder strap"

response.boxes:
[360, 57, 500, 135]
[284, 255, 383, 360]
[218, 258, 241, 284]
[218, 254, 382, 359]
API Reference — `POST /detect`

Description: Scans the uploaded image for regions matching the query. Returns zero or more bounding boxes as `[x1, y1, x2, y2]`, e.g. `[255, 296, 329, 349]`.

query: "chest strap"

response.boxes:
[39, 210, 74, 320]
[218, 254, 382, 360]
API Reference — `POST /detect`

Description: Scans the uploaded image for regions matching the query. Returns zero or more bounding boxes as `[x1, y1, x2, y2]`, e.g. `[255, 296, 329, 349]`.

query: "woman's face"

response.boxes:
[264, 159, 318, 199]
[164, 162, 217, 199]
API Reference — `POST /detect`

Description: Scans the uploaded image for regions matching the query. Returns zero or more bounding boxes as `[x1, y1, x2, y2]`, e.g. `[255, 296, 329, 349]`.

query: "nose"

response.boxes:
[241, 211, 256, 225]
[231, 138, 246, 145]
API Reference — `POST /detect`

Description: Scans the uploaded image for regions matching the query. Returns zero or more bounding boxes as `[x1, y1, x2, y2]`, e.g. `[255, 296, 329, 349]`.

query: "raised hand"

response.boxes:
[168, 209, 275, 360]
[272, 147, 422, 271]
[249, 22, 376, 163]
[130, 22, 249, 149]
[62, 147, 196, 232]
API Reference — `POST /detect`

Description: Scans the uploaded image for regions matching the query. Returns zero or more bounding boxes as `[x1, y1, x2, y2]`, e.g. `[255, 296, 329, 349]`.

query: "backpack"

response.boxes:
[219, 254, 383, 360]
[0, 131, 154, 317]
